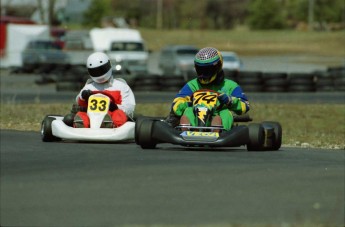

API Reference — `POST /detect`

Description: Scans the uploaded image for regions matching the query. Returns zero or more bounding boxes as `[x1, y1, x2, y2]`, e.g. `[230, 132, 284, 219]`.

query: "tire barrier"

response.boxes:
[262, 72, 288, 92]
[88, 66, 345, 93]
[54, 65, 88, 91]
[288, 73, 315, 92]
[24, 63, 344, 93]
[132, 74, 184, 91]
[133, 74, 161, 91]
[223, 69, 238, 81]
[314, 71, 334, 92]
[328, 66, 345, 92]
[236, 71, 263, 92]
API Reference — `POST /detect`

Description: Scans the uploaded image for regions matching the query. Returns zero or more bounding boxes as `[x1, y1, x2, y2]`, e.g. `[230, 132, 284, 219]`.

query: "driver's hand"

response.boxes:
[109, 102, 118, 111]
[218, 93, 233, 106]
[81, 89, 93, 100]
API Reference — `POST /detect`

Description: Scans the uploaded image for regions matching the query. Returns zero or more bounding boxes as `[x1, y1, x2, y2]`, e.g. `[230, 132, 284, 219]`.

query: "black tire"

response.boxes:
[288, 73, 315, 91]
[133, 84, 161, 91]
[288, 84, 315, 92]
[263, 73, 288, 92]
[262, 72, 288, 80]
[263, 85, 288, 92]
[223, 70, 238, 81]
[264, 78, 289, 87]
[247, 123, 264, 151]
[135, 116, 148, 144]
[262, 121, 282, 150]
[137, 119, 157, 149]
[237, 71, 263, 85]
[41, 116, 61, 142]
[315, 72, 334, 91]
[333, 76, 345, 91]
[241, 84, 263, 92]
[139, 75, 160, 86]
[56, 81, 81, 91]
[161, 76, 185, 86]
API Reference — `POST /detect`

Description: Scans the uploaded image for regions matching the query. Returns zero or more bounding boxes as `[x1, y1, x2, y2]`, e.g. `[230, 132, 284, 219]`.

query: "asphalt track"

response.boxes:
[1, 129, 344, 226]
[1, 61, 344, 226]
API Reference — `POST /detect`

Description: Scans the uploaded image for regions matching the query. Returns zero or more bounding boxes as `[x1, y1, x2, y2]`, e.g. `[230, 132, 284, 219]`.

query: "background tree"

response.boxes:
[80, 0, 343, 30]
[247, 0, 286, 29]
[82, 0, 112, 27]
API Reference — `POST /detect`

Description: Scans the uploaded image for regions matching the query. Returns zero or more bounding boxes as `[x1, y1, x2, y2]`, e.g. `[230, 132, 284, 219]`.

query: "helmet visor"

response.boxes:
[88, 61, 111, 77]
[195, 62, 220, 84]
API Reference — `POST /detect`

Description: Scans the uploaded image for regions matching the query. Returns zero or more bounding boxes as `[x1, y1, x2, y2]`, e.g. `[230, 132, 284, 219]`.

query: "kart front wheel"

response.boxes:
[247, 123, 264, 151]
[137, 119, 157, 149]
[41, 116, 61, 142]
[135, 116, 148, 144]
[262, 121, 282, 150]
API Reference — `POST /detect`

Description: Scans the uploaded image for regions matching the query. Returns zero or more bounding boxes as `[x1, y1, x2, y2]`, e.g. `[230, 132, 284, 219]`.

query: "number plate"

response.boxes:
[193, 90, 218, 107]
[87, 96, 110, 113]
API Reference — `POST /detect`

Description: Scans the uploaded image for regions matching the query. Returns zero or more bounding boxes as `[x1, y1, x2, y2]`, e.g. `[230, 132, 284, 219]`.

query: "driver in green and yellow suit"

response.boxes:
[168, 47, 250, 130]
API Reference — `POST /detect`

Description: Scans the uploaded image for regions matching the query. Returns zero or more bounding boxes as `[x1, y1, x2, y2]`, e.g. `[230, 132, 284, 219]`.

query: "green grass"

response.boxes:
[140, 29, 345, 58]
[1, 103, 344, 149]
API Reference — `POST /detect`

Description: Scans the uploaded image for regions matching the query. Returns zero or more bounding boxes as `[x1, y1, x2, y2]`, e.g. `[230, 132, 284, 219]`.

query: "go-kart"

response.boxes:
[41, 91, 135, 142]
[135, 89, 282, 151]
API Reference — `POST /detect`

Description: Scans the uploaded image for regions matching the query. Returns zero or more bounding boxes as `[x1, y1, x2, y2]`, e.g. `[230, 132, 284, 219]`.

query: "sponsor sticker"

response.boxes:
[180, 131, 219, 137]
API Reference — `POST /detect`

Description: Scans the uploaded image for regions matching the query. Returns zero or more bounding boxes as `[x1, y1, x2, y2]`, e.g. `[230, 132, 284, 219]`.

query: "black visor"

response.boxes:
[88, 61, 111, 77]
[195, 61, 221, 79]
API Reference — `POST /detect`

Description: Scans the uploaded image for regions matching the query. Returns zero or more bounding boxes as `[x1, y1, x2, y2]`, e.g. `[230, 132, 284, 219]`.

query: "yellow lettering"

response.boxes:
[186, 131, 219, 137]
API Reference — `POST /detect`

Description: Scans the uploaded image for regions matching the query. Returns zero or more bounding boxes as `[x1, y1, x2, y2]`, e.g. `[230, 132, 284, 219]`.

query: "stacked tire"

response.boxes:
[159, 75, 185, 91]
[56, 65, 87, 91]
[314, 70, 334, 92]
[223, 69, 238, 82]
[133, 74, 161, 91]
[262, 72, 288, 92]
[328, 66, 345, 92]
[288, 73, 315, 92]
[236, 71, 263, 92]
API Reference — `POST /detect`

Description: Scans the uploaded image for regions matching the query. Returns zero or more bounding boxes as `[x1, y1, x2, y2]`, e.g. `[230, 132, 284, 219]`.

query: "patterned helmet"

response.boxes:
[194, 47, 223, 84]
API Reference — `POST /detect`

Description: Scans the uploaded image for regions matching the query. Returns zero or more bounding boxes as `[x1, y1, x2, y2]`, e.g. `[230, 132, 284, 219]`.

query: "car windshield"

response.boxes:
[223, 55, 237, 62]
[176, 49, 198, 55]
[28, 41, 61, 50]
[110, 42, 144, 51]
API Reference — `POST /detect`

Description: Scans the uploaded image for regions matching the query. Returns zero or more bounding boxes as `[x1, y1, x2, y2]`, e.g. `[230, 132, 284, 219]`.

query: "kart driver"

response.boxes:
[167, 47, 250, 130]
[64, 52, 136, 128]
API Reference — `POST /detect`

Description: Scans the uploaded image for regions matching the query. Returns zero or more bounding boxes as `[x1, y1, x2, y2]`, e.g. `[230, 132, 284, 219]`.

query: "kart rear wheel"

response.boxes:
[247, 123, 264, 151]
[41, 116, 62, 142]
[137, 119, 157, 149]
[262, 121, 282, 150]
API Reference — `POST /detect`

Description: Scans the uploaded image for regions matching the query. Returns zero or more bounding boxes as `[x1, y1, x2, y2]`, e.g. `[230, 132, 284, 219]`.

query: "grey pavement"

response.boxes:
[1, 129, 344, 226]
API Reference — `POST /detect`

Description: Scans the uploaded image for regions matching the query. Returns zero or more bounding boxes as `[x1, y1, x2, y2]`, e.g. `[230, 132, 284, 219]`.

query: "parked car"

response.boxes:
[158, 45, 199, 78]
[221, 51, 242, 72]
[90, 28, 149, 76]
[21, 40, 69, 73]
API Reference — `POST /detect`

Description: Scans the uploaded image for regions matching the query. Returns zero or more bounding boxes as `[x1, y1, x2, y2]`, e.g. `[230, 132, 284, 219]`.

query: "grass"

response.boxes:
[140, 29, 345, 58]
[1, 103, 344, 149]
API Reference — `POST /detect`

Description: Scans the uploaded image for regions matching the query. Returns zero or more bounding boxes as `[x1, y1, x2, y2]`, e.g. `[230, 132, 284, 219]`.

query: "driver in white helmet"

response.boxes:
[72, 52, 136, 128]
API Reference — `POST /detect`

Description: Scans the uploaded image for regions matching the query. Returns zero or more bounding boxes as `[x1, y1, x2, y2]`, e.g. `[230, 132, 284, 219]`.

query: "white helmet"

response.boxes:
[86, 52, 112, 83]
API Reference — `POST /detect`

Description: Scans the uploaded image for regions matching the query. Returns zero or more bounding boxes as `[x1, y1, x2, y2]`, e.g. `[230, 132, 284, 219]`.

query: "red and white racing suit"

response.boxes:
[75, 77, 135, 128]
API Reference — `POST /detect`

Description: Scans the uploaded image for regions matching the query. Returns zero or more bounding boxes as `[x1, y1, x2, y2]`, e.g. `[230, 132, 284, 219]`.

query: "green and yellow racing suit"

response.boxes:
[171, 78, 250, 130]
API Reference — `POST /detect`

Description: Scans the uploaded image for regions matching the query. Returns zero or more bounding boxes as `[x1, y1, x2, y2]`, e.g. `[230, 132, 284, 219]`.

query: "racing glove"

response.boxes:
[109, 102, 118, 111]
[81, 89, 93, 101]
[218, 93, 233, 106]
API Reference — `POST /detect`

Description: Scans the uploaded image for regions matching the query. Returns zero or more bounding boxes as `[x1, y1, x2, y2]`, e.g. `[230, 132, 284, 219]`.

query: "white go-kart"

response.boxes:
[41, 92, 135, 142]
